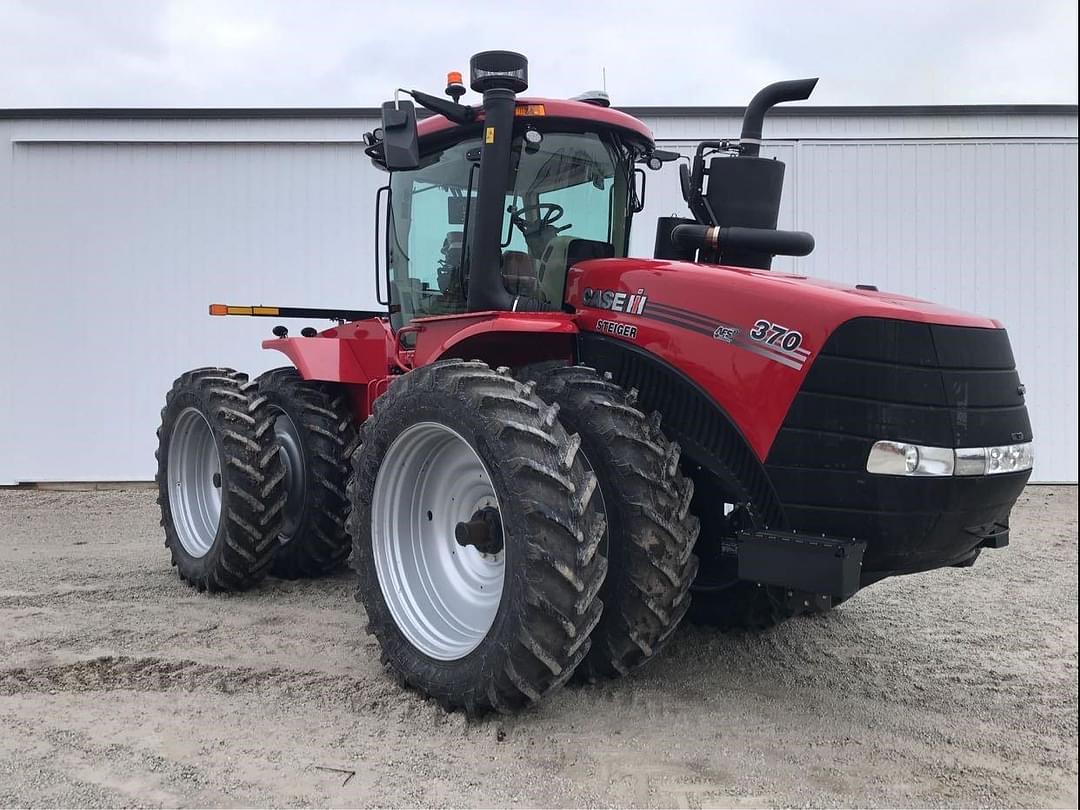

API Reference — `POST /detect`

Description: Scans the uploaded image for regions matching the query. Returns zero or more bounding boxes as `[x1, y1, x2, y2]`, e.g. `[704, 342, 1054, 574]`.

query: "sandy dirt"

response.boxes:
[0, 485, 1076, 808]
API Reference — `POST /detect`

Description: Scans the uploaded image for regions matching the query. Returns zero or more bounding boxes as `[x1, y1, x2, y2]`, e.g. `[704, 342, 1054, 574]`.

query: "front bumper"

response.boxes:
[770, 468, 1028, 580]
[764, 317, 1032, 581]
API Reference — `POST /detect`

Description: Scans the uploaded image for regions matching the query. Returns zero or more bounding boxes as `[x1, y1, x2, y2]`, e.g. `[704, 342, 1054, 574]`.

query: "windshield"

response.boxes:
[388, 130, 631, 330]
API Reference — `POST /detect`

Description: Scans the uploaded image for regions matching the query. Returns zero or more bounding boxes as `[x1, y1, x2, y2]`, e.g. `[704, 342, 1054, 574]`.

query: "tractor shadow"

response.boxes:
[564, 590, 968, 720]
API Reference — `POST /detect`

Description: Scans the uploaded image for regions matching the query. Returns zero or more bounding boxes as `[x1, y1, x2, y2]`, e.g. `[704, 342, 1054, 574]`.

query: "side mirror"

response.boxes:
[639, 149, 679, 171]
[679, 163, 692, 203]
[380, 100, 419, 171]
[651, 148, 681, 163]
[631, 167, 646, 213]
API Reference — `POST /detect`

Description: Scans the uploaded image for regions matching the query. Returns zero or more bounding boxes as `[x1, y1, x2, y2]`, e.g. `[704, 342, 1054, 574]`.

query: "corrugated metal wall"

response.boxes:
[1, 110, 1076, 482]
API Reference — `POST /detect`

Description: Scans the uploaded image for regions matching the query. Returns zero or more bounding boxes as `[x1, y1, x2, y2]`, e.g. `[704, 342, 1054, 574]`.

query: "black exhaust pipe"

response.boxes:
[739, 78, 818, 157]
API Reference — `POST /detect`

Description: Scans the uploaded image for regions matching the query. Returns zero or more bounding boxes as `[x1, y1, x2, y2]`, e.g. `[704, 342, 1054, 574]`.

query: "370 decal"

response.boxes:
[741, 318, 812, 370]
[749, 319, 804, 353]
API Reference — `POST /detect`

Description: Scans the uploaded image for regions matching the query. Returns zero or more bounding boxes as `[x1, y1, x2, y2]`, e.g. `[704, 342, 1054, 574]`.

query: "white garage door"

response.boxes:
[1, 139, 374, 482]
[1, 127, 1076, 482]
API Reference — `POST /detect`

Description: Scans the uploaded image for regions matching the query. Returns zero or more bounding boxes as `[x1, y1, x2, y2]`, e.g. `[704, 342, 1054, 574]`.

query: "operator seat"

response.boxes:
[501, 250, 545, 302]
[437, 231, 463, 293]
[537, 237, 574, 305]
[539, 236, 617, 305]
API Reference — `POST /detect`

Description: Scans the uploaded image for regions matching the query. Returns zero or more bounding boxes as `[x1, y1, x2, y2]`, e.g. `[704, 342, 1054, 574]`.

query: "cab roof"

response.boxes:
[416, 97, 655, 146]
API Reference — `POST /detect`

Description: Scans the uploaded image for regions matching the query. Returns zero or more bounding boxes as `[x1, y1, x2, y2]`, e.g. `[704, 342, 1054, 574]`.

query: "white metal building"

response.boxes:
[1, 104, 1076, 483]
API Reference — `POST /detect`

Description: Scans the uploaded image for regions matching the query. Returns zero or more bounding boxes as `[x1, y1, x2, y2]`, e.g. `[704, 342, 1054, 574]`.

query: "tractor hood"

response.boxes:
[565, 257, 1011, 461]
[567, 258, 999, 332]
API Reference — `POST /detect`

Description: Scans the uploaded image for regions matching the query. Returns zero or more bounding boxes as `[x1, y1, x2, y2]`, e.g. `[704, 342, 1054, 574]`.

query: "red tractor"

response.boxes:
[156, 51, 1033, 714]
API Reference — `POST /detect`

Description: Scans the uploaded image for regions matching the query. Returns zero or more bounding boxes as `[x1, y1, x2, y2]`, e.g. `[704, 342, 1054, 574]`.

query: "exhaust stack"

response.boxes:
[738, 78, 818, 158]
[660, 77, 819, 270]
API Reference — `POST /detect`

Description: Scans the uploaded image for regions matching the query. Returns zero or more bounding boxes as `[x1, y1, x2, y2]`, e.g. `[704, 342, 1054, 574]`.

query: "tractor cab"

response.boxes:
[385, 126, 632, 329]
[366, 52, 656, 330]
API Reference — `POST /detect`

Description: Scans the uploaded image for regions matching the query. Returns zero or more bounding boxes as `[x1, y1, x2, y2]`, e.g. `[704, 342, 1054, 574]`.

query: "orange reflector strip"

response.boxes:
[207, 304, 280, 317]
[514, 104, 546, 116]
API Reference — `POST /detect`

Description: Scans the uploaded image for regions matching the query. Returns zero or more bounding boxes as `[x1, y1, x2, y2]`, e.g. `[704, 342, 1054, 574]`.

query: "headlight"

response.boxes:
[865, 441, 955, 476]
[866, 441, 1033, 477]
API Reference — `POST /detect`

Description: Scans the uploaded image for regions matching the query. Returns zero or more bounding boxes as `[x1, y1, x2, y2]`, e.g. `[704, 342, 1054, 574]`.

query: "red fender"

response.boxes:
[262, 318, 396, 383]
[263, 318, 397, 420]
[410, 311, 578, 369]
[262, 313, 577, 420]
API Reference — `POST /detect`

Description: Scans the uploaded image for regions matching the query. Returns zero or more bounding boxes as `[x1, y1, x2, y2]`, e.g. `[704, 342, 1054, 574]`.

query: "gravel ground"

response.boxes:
[0, 485, 1076, 808]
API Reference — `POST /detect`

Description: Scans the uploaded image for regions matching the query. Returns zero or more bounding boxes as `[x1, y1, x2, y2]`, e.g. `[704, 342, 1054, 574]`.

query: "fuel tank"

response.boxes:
[565, 258, 1032, 578]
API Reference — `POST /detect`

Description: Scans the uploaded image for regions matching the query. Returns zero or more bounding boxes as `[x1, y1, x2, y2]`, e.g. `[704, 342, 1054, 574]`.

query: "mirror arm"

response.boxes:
[408, 89, 476, 125]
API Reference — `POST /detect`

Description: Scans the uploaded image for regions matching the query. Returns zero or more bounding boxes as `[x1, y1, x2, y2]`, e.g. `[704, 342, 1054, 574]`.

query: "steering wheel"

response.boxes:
[508, 203, 569, 237]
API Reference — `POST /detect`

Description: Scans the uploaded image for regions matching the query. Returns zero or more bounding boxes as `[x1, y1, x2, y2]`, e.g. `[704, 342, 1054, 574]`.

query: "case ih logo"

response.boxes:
[582, 287, 648, 315]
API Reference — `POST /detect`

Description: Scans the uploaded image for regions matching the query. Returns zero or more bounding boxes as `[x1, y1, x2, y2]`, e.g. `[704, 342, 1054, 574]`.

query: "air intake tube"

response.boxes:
[465, 50, 544, 313]
[671, 224, 815, 258]
[739, 78, 818, 157]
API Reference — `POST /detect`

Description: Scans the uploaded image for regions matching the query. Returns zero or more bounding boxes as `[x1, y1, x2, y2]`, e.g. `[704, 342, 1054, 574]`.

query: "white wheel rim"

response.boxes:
[167, 407, 222, 558]
[371, 422, 505, 661]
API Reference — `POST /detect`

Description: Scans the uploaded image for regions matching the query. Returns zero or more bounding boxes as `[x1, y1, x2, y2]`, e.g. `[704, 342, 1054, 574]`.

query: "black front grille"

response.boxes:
[765, 317, 1031, 574]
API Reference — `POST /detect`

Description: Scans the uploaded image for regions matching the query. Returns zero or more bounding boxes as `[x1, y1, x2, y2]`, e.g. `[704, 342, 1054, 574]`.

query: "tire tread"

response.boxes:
[523, 364, 700, 681]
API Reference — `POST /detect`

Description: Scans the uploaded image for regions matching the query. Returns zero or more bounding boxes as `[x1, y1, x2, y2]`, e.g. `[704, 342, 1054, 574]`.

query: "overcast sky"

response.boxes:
[1, 0, 1076, 109]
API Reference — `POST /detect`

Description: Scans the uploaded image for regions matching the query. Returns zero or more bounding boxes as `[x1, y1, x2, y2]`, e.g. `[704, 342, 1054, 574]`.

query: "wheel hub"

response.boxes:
[454, 507, 504, 556]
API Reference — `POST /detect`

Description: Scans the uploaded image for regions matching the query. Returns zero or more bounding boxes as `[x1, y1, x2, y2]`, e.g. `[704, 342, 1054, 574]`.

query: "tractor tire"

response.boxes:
[347, 359, 607, 715]
[256, 368, 359, 579]
[155, 367, 286, 591]
[523, 364, 700, 681]
[686, 478, 831, 632]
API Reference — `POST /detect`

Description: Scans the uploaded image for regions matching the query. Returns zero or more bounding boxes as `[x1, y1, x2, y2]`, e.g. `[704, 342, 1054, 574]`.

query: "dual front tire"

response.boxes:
[522, 364, 701, 681]
[346, 360, 701, 711]
[347, 360, 607, 714]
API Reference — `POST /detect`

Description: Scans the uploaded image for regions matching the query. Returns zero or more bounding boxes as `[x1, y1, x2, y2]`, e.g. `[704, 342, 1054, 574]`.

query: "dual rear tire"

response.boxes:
[256, 368, 358, 579]
[156, 367, 355, 590]
[156, 368, 285, 591]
